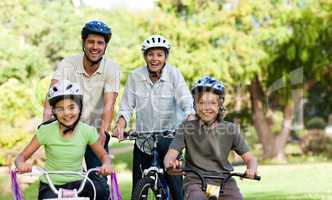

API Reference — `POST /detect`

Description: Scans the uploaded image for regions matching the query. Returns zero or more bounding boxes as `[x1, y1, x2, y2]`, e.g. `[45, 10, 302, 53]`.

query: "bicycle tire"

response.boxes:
[131, 177, 167, 200]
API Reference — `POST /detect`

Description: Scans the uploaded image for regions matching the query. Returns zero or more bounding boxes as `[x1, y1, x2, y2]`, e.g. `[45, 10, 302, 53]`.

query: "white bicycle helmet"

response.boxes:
[141, 35, 171, 54]
[48, 80, 83, 107]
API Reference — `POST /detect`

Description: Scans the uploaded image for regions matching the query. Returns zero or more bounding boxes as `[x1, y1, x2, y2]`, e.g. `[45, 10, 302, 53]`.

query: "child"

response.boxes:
[15, 80, 113, 200]
[164, 76, 258, 200]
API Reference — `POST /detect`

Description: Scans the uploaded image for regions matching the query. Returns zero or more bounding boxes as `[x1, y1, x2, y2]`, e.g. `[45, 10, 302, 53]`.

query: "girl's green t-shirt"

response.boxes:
[36, 121, 98, 185]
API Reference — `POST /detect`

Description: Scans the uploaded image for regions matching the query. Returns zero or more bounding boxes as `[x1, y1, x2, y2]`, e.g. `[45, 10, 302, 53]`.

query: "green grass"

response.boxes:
[0, 175, 11, 199]
[109, 138, 134, 148]
[3, 162, 332, 200]
[113, 151, 133, 171]
[236, 163, 332, 200]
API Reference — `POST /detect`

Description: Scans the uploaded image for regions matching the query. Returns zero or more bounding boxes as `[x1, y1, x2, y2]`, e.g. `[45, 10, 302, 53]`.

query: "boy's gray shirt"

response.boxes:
[170, 119, 250, 173]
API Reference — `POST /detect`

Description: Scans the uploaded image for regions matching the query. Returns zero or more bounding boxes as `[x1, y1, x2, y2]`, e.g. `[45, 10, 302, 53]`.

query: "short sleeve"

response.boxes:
[169, 123, 187, 152]
[231, 125, 250, 155]
[87, 126, 99, 145]
[104, 61, 120, 93]
[36, 126, 49, 145]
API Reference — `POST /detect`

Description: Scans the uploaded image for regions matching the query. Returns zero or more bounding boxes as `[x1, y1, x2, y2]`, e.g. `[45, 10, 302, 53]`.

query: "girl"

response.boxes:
[15, 80, 112, 200]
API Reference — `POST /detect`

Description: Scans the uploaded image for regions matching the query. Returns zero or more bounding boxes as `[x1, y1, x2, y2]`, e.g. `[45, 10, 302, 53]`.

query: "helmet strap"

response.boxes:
[218, 107, 225, 121]
[53, 107, 83, 135]
[147, 63, 165, 80]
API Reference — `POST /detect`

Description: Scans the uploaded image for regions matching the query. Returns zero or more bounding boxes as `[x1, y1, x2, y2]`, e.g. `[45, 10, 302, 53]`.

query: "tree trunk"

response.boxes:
[250, 76, 306, 162]
[274, 104, 293, 161]
[274, 88, 304, 161]
[234, 85, 243, 112]
[249, 76, 275, 159]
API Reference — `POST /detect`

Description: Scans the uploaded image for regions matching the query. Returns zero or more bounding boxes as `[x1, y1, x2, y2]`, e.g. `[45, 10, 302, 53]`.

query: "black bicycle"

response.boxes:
[181, 166, 261, 200]
[122, 130, 175, 200]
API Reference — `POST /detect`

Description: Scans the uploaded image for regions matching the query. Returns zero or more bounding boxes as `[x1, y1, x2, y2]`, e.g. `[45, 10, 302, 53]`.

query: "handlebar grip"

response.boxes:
[110, 131, 136, 139]
[123, 131, 130, 138]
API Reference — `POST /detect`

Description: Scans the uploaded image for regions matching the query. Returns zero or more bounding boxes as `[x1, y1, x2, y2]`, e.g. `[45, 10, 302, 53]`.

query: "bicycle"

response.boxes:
[11, 166, 100, 200]
[181, 166, 261, 200]
[121, 130, 175, 200]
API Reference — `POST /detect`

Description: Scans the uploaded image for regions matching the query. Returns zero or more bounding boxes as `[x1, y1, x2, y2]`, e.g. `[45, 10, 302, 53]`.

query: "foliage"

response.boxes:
[305, 117, 327, 130]
[1, 0, 332, 162]
[300, 130, 332, 158]
[304, 82, 332, 122]
[0, 79, 40, 126]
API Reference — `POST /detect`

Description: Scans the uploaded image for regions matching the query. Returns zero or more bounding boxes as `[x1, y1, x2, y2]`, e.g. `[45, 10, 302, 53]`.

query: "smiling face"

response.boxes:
[195, 91, 223, 124]
[53, 98, 80, 128]
[144, 48, 167, 73]
[83, 34, 107, 63]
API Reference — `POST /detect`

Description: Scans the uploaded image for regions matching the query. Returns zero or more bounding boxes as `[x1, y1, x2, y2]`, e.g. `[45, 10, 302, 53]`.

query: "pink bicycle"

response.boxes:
[11, 166, 122, 200]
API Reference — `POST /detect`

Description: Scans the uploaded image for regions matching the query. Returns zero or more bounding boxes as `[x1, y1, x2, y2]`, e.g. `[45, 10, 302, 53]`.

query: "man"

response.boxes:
[43, 20, 120, 170]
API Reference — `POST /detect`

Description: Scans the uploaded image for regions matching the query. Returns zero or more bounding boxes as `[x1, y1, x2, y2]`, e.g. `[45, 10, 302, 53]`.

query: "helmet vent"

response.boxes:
[66, 84, 73, 90]
[141, 35, 171, 53]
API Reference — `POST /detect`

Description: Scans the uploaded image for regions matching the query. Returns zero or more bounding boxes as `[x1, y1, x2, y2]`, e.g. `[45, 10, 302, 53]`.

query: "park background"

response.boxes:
[0, 0, 332, 199]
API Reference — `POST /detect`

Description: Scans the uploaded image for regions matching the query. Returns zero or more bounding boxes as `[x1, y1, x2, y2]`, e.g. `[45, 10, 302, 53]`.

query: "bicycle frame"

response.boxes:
[142, 133, 165, 191]
[123, 130, 174, 200]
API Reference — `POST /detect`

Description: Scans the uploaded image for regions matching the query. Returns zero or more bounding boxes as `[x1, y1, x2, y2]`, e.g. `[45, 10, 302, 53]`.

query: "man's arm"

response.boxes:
[42, 79, 59, 122]
[98, 92, 118, 145]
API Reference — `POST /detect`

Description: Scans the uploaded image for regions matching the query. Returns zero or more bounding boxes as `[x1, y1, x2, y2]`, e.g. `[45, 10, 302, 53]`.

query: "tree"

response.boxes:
[155, 0, 332, 161]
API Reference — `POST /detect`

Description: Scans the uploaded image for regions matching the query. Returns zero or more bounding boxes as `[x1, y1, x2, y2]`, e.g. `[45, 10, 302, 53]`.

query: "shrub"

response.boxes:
[305, 117, 326, 130]
[300, 130, 332, 158]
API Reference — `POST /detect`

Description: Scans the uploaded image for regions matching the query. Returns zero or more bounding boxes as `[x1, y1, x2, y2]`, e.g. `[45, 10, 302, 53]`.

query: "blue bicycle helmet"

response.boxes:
[81, 20, 112, 43]
[191, 76, 225, 98]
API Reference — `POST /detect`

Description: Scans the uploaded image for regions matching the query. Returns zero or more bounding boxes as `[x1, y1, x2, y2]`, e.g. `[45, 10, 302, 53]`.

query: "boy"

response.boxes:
[164, 76, 258, 200]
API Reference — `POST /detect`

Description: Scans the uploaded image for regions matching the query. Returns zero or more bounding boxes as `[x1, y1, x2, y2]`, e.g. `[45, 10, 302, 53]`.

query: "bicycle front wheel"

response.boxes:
[131, 177, 167, 200]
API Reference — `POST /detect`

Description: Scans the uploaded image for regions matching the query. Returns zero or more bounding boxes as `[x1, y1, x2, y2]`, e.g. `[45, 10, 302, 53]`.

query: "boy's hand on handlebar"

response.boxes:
[16, 163, 32, 174]
[165, 160, 183, 176]
[99, 163, 113, 176]
[244, 168, 257, 179]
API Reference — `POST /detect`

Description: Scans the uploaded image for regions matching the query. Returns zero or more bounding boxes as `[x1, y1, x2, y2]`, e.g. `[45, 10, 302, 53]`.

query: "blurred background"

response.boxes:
[0, 0, 331, 199]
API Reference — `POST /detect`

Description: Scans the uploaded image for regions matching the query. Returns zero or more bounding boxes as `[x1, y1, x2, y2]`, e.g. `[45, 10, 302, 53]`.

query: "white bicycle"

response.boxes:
[11, 167, 99, 200]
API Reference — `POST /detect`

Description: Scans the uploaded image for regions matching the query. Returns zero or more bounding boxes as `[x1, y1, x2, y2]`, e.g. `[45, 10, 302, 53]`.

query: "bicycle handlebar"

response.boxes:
[181, 167, 260, 192]
[21, 167, 99, 198]
[116, 130, 176, 141]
